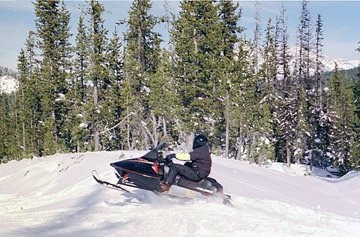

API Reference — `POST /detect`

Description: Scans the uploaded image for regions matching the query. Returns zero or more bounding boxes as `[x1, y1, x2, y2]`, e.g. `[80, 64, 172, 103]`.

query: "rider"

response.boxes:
[160, 134, 212, 192]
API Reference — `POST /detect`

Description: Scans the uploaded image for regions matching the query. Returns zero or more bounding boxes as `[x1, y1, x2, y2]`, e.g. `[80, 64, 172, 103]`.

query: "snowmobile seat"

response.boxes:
[175, 176, 221, 193]
[176, 175, 205, 184]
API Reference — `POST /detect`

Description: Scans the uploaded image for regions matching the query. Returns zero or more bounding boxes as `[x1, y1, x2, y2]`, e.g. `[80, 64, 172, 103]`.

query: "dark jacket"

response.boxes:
[189, 144, 212, 178]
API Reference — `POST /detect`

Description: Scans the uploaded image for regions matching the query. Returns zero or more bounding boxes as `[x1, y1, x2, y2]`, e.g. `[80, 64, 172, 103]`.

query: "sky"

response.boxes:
[0, 0, 360, 71]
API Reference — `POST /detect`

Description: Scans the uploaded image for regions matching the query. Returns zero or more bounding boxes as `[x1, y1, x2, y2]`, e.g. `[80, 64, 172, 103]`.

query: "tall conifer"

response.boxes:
[33, 0, 72, 154]
[171, 0, 220, 136]
[88, 0, 108, 151]
[218, 0, 243, 157]
[121, 0, 162, 149]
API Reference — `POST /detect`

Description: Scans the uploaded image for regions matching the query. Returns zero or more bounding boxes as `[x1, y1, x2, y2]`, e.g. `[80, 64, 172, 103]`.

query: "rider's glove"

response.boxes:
[165, 153, 176, 162]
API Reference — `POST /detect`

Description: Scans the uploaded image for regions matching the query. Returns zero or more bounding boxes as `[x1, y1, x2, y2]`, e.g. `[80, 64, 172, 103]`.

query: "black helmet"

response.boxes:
[193, 134, 208, 149]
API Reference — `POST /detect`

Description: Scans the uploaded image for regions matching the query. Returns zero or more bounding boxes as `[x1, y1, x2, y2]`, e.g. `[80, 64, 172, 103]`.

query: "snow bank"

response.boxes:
[1, 151, 360, 236]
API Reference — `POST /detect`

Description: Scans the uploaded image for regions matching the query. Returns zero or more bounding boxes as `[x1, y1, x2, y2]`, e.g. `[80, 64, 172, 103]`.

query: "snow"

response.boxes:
[1, 151, 360, 236]
[287, 45, 360, 73]
[55, 93, 66, 102]
[0, 75, 18, 94]
[79, 122, 88, 128]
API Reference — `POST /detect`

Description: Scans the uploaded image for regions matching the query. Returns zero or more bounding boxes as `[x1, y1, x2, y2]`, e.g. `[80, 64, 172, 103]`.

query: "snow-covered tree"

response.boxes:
[327, 66, 356, 173]
[121, 0, 162, 149]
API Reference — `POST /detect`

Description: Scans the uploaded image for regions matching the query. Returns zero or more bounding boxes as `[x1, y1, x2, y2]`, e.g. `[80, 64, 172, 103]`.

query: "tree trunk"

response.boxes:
[236, 123, 243, 160]
[52, 110, 58, 152]
[286, 139, 291, 168]
[30, 117, 34, 151]
[193, 28, 198, 54]
[91, 5, 100, 152]
[187, 131, 195, 151]
[175, 119, 184, 144]
[151, 113, 159, 147]
[225, 89, 230, 158]
[21, 89, 26, 153]
[162, 117, 167, 137]
[140, 126, 149, 150]
[93, 84, 100, 151]
[77, 141, 80, 153]
[22, 122, 26, 152]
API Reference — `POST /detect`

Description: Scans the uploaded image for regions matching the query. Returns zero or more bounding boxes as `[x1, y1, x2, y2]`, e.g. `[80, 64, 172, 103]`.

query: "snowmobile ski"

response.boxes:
[92, 170, 132, 193]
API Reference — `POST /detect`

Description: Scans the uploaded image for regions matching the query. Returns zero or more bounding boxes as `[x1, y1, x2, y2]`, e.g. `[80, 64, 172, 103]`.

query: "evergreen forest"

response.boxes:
[1, 0, 359, 175]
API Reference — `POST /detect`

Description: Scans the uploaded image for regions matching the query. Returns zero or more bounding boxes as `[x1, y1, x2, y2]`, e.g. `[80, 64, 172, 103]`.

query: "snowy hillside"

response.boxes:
[0, 75, 18, 94]
[288, 45, 360, 72]
[1, 151, 360, 236]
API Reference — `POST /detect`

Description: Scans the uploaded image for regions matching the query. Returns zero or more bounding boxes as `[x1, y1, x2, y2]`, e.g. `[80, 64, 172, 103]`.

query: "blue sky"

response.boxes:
[0, 1, 359, 71]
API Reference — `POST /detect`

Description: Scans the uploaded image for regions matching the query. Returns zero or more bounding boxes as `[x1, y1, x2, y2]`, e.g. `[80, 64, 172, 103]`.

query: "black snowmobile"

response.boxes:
[92, 142, 231, 204]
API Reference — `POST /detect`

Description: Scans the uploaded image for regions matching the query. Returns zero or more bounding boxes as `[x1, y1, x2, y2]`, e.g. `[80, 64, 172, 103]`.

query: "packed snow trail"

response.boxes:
[1, 151, 360, 236]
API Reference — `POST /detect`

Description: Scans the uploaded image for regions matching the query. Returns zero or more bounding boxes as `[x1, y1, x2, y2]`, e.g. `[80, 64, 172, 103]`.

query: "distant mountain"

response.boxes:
[288, 45, 360, 73]
[0, 75, 18, 94]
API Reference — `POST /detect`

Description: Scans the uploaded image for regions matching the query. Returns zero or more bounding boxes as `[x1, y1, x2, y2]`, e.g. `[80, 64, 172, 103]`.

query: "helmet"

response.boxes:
[193, 134, 208, 149]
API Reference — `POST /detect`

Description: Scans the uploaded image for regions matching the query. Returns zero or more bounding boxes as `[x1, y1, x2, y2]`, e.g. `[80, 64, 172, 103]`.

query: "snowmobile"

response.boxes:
[92, 142, 231, 204]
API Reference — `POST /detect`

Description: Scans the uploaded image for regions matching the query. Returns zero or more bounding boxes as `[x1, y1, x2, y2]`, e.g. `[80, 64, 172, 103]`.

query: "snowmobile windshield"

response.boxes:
[142, 142, 169, 161]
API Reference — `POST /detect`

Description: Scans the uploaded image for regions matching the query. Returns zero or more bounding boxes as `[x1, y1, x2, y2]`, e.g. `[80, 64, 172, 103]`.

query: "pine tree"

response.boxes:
[279, 90, 298, 168]
[278, 13, 298, 167]
[218, 0, 243, 158]
[231, 39, 256, 160]
[0, 94, 11, 161]
[274, 4, 291, 163]
[0, 94, 6, 162]
[171, 0, 220, 139]
[17, 49, 29, 156]
[352, 50, 360, 168]
[340, 73, 356, 172]
[121, 0, 162, 149]
[352, 66, 360, 168]
[250, 18, 278, 163]
[297, 0, 312, 88]
[24, 31, 42, 156]
[33, 0, 72, 154]
[0, 91, 21, 161]
[70, 14, 91, 152]
[293, 86, 311, 163]
[34, 0, 60, 154]
[101, 28, 124, 150]
[88, 0, 108, 151]
[253, 1, 261, 73]
[15, 31, 43, 157]
[148, 49, 180, 145]
[355, 66, 360, 122]
[327, 65, 356, 173]
[57, 1, 73, 151]
[74, 15, 89, 104]
[310, 14, 325, 169]
[292, 0, 313, 165]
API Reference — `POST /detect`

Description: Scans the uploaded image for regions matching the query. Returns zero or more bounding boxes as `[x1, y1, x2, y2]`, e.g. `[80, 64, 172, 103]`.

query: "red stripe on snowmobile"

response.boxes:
[121, 168, 160, 180]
